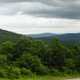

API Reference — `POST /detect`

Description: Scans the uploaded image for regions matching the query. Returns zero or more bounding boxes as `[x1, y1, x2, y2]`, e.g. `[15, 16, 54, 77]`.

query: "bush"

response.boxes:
[21, 68, 32, 76]
[18, 53, 49, 75]
[0, 68, 7, 78]
[0, 67, 33, 79]
[33, 63, 49, 75]
[49, 68, 61, 76]
[7, 66, 21, 79]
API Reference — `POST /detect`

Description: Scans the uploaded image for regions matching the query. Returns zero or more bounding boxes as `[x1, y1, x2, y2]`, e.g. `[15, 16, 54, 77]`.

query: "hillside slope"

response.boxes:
[0, 29, 80, 44]
[0, 29, 21, 42]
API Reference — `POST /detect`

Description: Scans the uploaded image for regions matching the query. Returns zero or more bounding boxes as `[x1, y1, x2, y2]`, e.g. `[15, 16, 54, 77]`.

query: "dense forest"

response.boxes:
[0, 29, 80, 79]
[0, 34, 80, 79]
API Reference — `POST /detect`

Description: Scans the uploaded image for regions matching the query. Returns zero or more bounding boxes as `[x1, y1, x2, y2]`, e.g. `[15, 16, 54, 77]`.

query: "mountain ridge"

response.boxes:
[0, 29, 21, 42]
[29, 32, 80, 43]
[0, 29, 80, 43]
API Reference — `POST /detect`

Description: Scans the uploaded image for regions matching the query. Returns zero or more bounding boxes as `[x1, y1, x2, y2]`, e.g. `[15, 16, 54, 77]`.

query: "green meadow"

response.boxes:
[0, 76, 65, 80]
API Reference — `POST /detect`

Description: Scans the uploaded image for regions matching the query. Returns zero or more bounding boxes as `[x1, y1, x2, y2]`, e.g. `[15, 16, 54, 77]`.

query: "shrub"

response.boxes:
[18, 53, 49, 75]
[34, 64, 49, 75]
[7, 67, 21, 79]
[49, 68, 61, 76]
[21, 68, 32, 76]
[0, 68, 7, 78]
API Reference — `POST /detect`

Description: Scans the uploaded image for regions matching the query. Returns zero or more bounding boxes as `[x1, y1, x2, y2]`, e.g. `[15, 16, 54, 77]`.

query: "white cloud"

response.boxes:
[0, 15, 80, 34]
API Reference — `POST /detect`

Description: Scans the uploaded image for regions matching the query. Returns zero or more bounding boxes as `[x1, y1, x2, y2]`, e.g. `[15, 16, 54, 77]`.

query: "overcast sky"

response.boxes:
[0, 0, 80, 34]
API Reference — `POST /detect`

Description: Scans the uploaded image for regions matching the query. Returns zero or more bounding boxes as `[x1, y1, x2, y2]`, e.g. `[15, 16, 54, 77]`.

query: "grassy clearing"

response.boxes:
[0, 76, 66, 80]
[19, 76, 65, 80]
[0, 74, 80, 80]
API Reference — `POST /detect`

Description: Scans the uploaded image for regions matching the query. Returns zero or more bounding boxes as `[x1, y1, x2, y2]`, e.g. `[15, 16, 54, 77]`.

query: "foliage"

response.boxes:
[0, 37, 80, 78]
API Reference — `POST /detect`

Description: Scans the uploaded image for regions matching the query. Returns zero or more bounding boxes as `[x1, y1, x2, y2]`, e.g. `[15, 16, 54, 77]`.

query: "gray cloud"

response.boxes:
[0, 0, 80, 19]
[0, 0, 78, 6]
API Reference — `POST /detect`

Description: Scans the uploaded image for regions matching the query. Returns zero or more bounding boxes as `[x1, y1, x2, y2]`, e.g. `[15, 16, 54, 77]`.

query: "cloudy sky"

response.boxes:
[0, 0, 80, 34]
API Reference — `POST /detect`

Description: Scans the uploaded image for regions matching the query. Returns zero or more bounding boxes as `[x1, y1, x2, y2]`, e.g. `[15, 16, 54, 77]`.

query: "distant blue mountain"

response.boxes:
[0, 28, 80, 44]
[29, 33, 57, 38]
[29, 33, 80, 43]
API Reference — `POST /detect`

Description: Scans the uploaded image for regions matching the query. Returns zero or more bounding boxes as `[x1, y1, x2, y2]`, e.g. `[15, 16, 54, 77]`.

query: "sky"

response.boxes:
[0, 0, 80, 34]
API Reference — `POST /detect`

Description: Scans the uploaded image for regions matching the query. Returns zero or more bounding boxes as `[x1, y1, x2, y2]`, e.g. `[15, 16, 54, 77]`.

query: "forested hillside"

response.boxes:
[0, 29, 21, 42]
[0, 29, 80, 79]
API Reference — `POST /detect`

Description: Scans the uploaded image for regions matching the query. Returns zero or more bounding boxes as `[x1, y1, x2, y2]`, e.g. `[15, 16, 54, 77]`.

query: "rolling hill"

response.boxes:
[0, 29, 21, 42]
[0, 29, 80, 44]
[30, 33, 80, 43]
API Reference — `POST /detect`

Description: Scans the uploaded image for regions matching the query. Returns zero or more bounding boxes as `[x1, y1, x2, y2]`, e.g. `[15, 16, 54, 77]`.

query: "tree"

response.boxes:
[0, 41, 15, 55]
